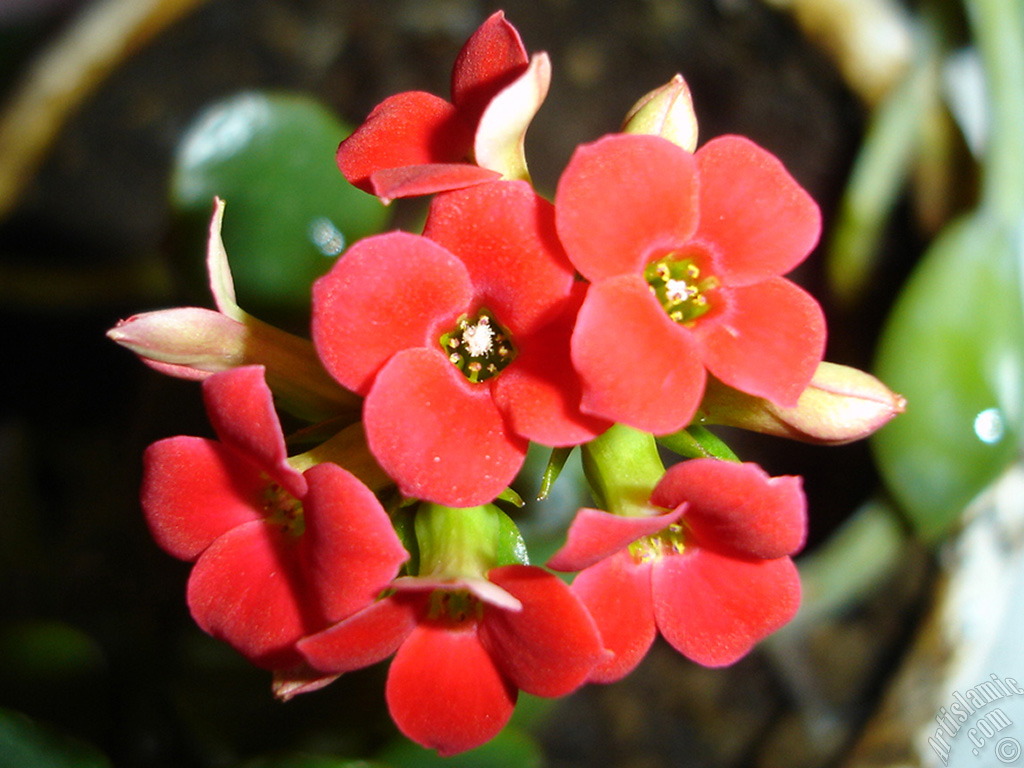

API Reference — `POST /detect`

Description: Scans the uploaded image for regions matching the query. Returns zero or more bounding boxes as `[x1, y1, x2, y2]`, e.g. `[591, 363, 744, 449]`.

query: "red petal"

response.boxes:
[299, 463, 409, 623]
[547, 506, 683, 572]
[651, 549, 801, 667]
[693, 136, 821, 285]
[336, 92, 473, 193]
[298, 596, 418, 674]
[451, 11, 529, 129]
[650, 459, 807, 559]
[695, 277, 826, 407]
[386, 621, 516, 756]
[142, 437, 265, 561]
[555, 134, 699, 282]
[186, 520, 313, 669]
[202, 366, 305, 498]
[481, 565, 605, 698]
[312, 232, 473, 395]
[369, 163, 500, 203]
[363, 348, 527, 506]
[423, 181, 574, 336]
[570, 551, 657, 683]
[492, 290, 610, 445]
[571, 277, 705, 434]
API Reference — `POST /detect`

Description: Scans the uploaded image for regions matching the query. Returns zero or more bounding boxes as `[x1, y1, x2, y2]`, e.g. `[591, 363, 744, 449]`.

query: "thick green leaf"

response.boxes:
[0, 708, 111, 768]
[170, 91, 390, 312]
[872, 212, 1024, 541]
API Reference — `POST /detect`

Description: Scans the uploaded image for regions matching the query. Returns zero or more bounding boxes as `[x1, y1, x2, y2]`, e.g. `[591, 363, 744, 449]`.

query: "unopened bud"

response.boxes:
[622, 74, 698, 152]
[699, 362, 905, 445]
[108, 308, 359, 423]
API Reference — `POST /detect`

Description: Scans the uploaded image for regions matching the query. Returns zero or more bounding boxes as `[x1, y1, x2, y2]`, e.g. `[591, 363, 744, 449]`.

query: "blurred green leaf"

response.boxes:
[376, 725, 542, 768]
[827, 29, 938, 305]
[872, 211, 1024, 542]
[0, 708, 111, 768]
[170, 91, 391, 313]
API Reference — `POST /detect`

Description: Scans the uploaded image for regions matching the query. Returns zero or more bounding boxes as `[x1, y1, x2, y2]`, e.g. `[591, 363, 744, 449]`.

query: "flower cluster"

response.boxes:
[110, 11, 904, 757]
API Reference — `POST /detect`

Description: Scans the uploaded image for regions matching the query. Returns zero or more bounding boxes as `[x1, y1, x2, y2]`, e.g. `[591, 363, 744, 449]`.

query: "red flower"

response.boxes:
[548, 458, 805, 680]
[337, 11, 550, 202]
[312, 181, 607, 507]
[298, 565, 606, 756]
[141, 366, 408, 669]
[555, 133, 826, 434]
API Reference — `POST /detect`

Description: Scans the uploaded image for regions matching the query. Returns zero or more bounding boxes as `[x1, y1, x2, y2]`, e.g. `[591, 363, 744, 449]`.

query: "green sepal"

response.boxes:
[657, 425, 740, 461]
[496, 508, 530, 567]
[538, 446, 573, 500]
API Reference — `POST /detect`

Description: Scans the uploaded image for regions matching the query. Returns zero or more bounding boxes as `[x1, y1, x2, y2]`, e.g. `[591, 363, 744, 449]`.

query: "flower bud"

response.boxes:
[698, 362, 905, 445]
[621, 74, 698, 152]
[107, 308, 358, 423]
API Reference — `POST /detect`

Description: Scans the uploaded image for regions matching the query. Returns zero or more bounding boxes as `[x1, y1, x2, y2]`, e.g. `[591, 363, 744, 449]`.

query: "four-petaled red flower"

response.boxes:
[312, 180, 607, 507]
[141, 365, 408, 669]
[548, 458, 805, 681]
[555, 133, 827, 435]
[336, 11, 550, 202]
[298, 565, 606, 756]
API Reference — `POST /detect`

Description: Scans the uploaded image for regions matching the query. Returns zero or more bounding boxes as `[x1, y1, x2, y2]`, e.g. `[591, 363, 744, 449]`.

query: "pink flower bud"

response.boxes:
[621, 74, 699, 152]
[699, 362, 906, 445]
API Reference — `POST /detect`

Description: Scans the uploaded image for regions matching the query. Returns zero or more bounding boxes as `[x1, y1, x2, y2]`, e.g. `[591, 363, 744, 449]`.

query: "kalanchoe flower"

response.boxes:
[549, 457, 805, 681]
[555, 133, 827, 435]
[108, 198, 357, 423]
[141, 365, 408, 669]
[336, 11, 550, 202]
[299, 504, 605, 756]
[312, 180, 607, 507]
[697, 361, 907, 445]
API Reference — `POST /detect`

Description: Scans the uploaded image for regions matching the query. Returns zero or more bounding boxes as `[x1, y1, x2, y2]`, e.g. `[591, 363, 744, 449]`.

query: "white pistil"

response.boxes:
[463, 317, 495, 357]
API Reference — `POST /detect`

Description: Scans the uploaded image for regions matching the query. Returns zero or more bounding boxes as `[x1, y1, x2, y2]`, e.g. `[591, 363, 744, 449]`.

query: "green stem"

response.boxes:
[580, 424, 665, 517]
[966, 0, 1024, 221]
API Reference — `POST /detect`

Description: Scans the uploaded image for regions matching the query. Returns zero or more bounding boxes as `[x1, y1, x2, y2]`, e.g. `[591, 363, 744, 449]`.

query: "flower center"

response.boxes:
[644, 253, 718, 325]
[440, 309, 517, 383]
[628, 522, 686, 564]
[261, 481, 305, 537]
[427, 589, 482, 625]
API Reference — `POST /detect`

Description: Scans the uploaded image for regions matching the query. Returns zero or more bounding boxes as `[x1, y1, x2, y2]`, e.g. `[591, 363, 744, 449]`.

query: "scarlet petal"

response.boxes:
[695, 277, 826, 407]
[187, 520, 311, 669]
[451, 10, 529, 128]
[386, 621, 516, 757]
[571, 277, 705, 434]
[300, 463, 409, 623]
[693, 135, 821, 285]
[555, 134, 699, 282]
[363, 348, 527, 507]
[492, 292, 609, 446]
[369, 163, 500, 203]
[481, 565, 605, 698]
[299, 596, 418, 674]
[311, 232, 473, 395]
[650, 459, 807, 559]
[570, 551, 657, 683]
[202, 366, 305, 497]
[651, 549, 801, 667]
[141, 437, 264, 561]
[335, 92, 474, 193]
[547, 506, 683, 573]
[424, 181, 574, 336]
